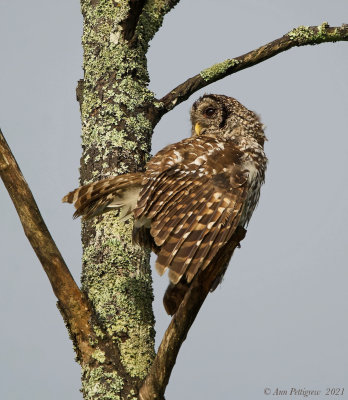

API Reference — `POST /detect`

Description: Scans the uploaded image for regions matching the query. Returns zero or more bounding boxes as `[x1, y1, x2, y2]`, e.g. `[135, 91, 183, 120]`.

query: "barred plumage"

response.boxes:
[63, 94, 267, 315]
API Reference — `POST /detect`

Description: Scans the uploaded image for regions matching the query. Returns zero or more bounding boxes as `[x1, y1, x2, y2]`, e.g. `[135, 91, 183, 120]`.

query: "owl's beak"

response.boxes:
[194, 122, 203, 135]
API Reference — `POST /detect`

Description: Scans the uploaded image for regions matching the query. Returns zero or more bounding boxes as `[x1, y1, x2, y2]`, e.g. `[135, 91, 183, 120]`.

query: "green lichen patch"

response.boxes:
[82, 366, 124, 400]
[288, 22, 341, 45]
[81, 214, 155, 380]
[200, 58, 240, 82]
[92, 348, 106, 364]
[80, 0, 157, 183]
[317, 21, 330, 38]
[288, 24, 319, 44]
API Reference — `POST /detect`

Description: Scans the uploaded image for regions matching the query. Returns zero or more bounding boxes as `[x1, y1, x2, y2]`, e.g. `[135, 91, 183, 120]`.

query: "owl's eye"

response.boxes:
[203, 107, 216, 117]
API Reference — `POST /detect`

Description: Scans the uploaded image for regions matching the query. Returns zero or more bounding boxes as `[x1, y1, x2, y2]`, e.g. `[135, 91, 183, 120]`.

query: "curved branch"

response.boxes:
[139, 227, 246, 400]
[0, 128, 94, 362]
[158, 23, 348, 113]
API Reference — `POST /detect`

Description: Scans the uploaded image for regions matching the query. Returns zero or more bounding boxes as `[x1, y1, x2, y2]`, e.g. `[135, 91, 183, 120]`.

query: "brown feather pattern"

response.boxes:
[62, 94, 267, 315]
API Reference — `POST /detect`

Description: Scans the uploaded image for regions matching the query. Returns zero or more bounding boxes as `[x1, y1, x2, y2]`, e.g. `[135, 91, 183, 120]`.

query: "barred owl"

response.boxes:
[63, 94, 267, 315]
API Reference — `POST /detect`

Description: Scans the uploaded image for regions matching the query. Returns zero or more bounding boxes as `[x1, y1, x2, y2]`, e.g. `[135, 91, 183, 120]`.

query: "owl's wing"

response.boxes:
[134, 138, 249, 285]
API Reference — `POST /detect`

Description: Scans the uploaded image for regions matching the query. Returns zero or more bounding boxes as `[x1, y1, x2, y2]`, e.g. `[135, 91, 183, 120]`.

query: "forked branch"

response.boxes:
[0, 128, 94, 362]
[158, 23, 348, 113]
[139, 227, 246, 400]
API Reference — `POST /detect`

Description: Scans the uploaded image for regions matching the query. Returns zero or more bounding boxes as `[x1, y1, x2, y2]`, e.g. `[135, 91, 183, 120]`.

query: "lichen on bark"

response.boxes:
[288, 22, 342, 44]
[77, 0, 173, 397]
[81, 215, 155, 379]
[82, 366, 125, 400]
[200, 58, 240, 82]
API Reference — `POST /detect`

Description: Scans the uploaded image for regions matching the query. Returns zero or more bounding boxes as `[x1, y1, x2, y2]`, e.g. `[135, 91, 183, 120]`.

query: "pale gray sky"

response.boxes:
[0, 1, 347, 399]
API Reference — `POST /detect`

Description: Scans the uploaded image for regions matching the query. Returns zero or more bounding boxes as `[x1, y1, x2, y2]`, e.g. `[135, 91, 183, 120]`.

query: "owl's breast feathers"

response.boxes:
[133, 135, 267, 285]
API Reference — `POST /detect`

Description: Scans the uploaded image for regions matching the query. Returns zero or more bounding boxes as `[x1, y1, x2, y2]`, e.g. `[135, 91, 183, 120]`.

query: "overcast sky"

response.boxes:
[0, 1, 347, 399]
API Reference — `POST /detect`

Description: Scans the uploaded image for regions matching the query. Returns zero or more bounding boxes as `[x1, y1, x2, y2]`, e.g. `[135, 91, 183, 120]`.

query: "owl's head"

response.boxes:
[190, 94, 266, 146]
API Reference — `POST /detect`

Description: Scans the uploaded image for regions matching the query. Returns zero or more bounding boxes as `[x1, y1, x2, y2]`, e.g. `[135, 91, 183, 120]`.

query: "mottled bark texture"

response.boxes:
[2, 1, 348, 397]
[78, 1, 179, 398]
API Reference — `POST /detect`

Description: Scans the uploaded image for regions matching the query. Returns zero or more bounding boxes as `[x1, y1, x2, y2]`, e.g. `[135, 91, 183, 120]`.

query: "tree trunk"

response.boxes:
[78, 1, 170, 398]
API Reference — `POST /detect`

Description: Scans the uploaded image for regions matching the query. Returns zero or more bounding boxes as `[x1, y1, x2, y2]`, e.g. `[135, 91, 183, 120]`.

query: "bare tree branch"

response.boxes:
[0, 128, 94, 362]
[139, 227, 246, 400]
[157, 23, 348, 113]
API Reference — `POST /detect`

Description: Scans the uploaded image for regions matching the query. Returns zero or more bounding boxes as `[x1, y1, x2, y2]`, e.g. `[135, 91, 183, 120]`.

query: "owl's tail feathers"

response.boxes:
[163, 280, 190, 316]
[162, 272, 225, 315]
[62, 173, 143, 220]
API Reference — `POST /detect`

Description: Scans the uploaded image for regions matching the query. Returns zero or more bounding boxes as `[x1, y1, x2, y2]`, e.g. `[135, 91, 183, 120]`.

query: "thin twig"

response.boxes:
[157, 23, 348, 113]
[0, 128, 94, 363]
[139, 227, 246, 400]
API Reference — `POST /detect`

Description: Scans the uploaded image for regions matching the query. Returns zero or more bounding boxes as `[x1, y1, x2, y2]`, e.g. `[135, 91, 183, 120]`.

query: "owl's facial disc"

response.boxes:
[190, 93, 266, 145]
[191, 95, 227, 136]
